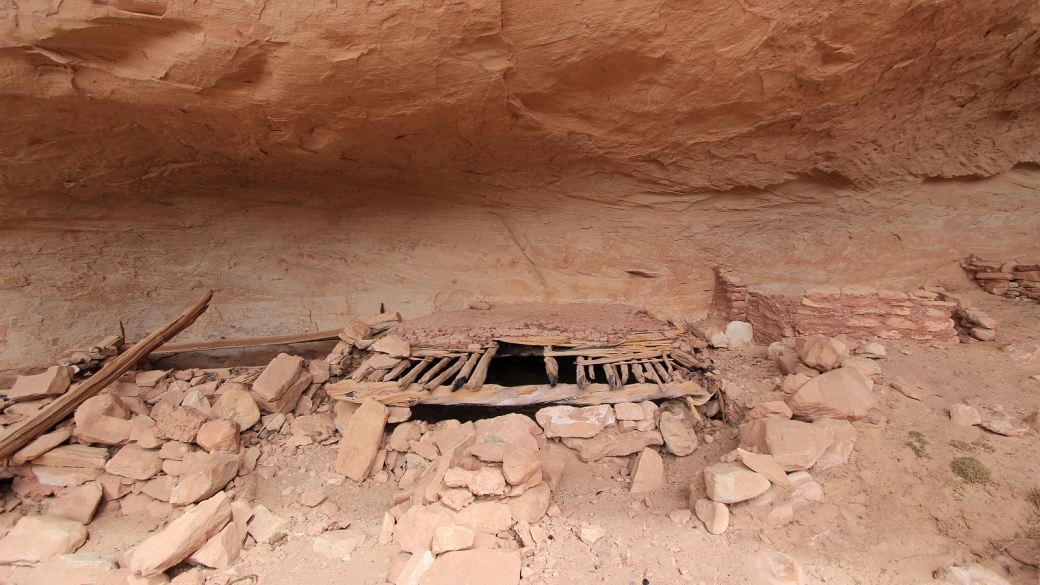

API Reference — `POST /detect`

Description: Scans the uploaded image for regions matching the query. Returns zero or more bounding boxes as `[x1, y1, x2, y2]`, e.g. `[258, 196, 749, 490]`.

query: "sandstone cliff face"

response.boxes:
[1, 0, 1039, 366]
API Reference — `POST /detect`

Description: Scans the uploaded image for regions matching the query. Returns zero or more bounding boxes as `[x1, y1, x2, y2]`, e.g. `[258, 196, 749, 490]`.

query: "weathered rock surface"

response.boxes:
[950, 404, 982, 427]
[209, 388, 261, 431]
[740, 419, 835, 471]
[7, 366, 72, 402]
[795, 335, 847, 372]
[658, 411, 698, 456]
[424, 549, 520, 585]
[336, 398, 390, 481]
[169, 453, 240, 505]
[131, 492, 232, 576]
[629, 448, 665, 493]
[693, 499, 729, 535]
[562, 430, 663, 462]
[46, 482, 104, 524]
[104, 445, 163, 481]
[787, 366, 880, 420]
[703, 463, 771, 504]
[536, 405, 615, 439]
[0, 516, 87, 563]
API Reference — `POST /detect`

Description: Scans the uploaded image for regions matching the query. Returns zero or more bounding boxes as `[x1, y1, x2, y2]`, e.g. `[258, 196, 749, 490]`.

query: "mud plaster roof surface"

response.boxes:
[390, 303, 671, 348]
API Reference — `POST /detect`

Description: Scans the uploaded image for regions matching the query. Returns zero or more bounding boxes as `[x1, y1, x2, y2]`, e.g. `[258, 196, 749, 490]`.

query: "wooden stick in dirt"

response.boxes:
[543, 347, 559, 387]
[382, 360, 411, 382]
[630, 362, 646, 384]
[425, 355, 467, 390]
[652, 362, 672, 383]
[417, 357, 451, 386]
[618, 362, 629, 385]
[576, 363, 588, 390]
[466, 343, 500, 391]
[0, 291, 213, 461]
[398, 357, 433, 389]
[603, 363, 620, 390]
[151, 327, 341, 354]
[452, 352, 483, 391]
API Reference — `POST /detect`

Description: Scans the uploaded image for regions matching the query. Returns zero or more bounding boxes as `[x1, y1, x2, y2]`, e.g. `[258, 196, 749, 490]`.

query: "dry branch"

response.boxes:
[0, 291, 213, 461]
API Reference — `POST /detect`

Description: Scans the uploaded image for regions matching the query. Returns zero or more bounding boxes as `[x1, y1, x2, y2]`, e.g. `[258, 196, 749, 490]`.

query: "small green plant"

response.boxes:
[952, 457, 991, 483]
[974, 441, 996, 453]
[908, 431, 930, 458]
[950, 440, 973, 451]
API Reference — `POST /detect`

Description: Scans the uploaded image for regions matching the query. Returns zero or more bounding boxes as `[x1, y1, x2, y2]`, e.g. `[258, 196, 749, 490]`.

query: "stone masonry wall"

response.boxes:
[746, 286, 959, 344]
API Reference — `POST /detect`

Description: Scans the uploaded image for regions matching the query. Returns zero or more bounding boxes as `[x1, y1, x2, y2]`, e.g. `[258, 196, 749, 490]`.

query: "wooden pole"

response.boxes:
[465, 343, 499, 391]
[397, 357, 433, 389]
[0, 291, 213, 461]
[417, 357, 451, 386]
[425, 355, 467, 390]
[149, 327, 341, 354]
[451, 351, 482, 391]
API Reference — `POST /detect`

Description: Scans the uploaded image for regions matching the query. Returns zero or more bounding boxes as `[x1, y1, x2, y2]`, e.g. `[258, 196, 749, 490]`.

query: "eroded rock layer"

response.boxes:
[1, 0, 1040, 366]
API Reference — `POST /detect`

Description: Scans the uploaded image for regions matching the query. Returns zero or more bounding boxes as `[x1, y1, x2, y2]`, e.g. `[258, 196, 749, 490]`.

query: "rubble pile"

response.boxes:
[964, 256, 1040, 300]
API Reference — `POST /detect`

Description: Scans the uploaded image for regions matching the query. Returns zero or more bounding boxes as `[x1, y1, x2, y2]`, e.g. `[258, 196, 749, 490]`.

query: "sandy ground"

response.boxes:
[2, 289, 1038, 585]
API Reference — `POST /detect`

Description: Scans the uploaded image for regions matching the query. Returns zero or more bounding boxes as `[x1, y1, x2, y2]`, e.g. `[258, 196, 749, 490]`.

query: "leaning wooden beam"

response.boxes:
[543, 347, 559, 387]
[603, 363, 620, 390]
[327, 379, 712, 407]
[417, 357, 451, 386]
[425, 355, 467, 390]
[662, 352, 675, 375]
[575, 351, 663, 366]
[150, 326, 341, 354]
[618, 362, 629, 385]
[576, 364, 589, 390]
[465, 342, 499, 391]
[381, 359, 411, 382]
[0, 291, 213, 461]
[630, 362, 646, 384]
[652, 362, 672, 383]
[397, 357, 433, 389]
[451, 352, 483, 391]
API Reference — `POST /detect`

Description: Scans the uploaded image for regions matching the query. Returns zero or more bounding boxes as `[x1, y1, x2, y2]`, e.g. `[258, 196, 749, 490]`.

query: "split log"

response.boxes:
[603, 363, 620, 390]
[451, 351, 483, 391]
[327, 379, 712, 408]
[425, 355, 467, 391]
[381, 359, 411, 382]
[465, 343, 500, 391]
[576, 364, 588, 390]
[618, 362, 629, 385]
[543, 347, 559, 387]
[643, 362, 665, 389]
[418, 357, 452, 386]
[398, 357, 433, 389]
[652, 362, 672, 383]
[631, 362, 646, 384]
[151, 327, 342, 355]
[367, 368, 390, 382]
[662, 352, 675, 374]
[587, 364, 596, 381]
[0, 291, 213, 461]
[350, 363, 374, 382]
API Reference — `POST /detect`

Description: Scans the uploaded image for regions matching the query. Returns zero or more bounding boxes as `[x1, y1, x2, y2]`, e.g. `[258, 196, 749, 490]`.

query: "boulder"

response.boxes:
[658, 411, 698, 456]
[538, 443, 567, 490]
[33, 466, 102, 487]
[34, 444, 109, 469]
[169, 452, 240, 505]
[291, 414, 337, 441]
[787, 366, 880, 420]
[187, 500, 252, 569]
[10, 428, 72, 466]
[250, 353, 304, 405]
[535, 405, 615, 439]
[812, 418, 857, 470]
[613, 402, 645, 421]
[151, 402, 208, 443]
[474, 413, 542, 451]
[104, 445, 163, 480]
[336, 398, 389, 481]
[629, 448, 665, 493]
[693, 499, 729, 535]
[46, 482, 103, 524]
[389, 422, 423, 452]
[739, 418, 835, 471]
[312, 529, 366, 560]
[195, 420, 240, 453]
[561, 430, 663, 462]
[703, 462, 771, 504]
[781, 373, 811, 395]
[736, 449, 791, 488]
[75, 393, 134, 445]
[0, 516, 87, 563]
[455, 502, 512, 534]
[725, 321, 753, 348]
[842, 356, 881, 379]
[130, 492, 232, 576]
[501, 447, 540, 486]
[394, 506, 454, 553]
[396, 549, 436, 585]
[307, 359, 331, 384]
[431, 524, 475, 554]
[949, 404, 981, 426]
[745, 401, 793, 422]
[7, 366, 72, 402]
[934, 563, 1011, 585]
[246, 505, 288, 545]
[208, 388, 261, 430]
[423, 549, 521, 585]
[795, 335, 847, 372]
[506, 482, 551, 524]
[254, 368, 313, 414]
[333, 401, 360, 435]
[981, 420, 1028, 437]
[855, 342, 886, 359]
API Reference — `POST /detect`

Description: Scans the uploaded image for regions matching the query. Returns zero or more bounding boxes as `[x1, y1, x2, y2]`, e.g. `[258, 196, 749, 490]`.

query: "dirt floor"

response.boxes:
[2, 288, 1038, 585]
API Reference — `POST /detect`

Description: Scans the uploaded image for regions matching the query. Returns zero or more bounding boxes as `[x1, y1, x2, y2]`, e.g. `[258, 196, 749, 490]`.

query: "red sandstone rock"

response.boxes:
[6, 366, 72, 402]
[629, 448, 664, 493]
[423, 549, 521, 585]
[787, 366, 881, 420]
[335, 398, 389, 482]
